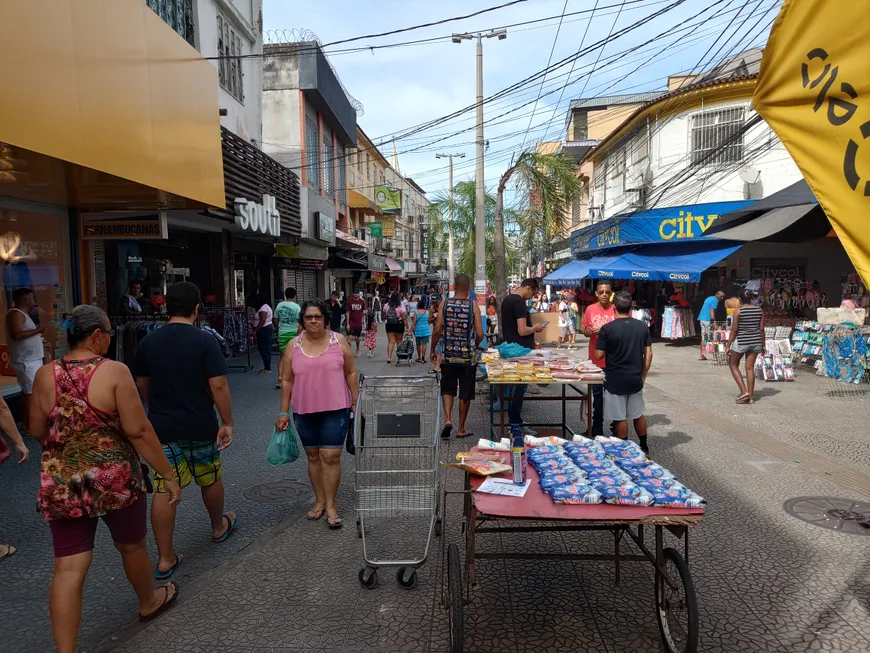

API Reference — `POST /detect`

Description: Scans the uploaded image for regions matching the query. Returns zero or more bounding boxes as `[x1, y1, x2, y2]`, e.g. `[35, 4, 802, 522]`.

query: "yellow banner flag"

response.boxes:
[753, 0, 870, 286]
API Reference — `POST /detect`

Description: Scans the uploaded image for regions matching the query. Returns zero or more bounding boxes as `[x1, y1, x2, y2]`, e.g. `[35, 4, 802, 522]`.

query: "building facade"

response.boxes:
[262, 39, 358, 299]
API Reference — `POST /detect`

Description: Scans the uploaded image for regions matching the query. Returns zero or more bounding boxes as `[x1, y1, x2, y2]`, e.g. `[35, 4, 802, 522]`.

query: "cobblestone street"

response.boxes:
[3, 336, 870, 653]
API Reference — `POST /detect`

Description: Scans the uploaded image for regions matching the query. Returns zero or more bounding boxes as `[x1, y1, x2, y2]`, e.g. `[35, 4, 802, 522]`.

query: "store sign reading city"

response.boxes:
[234, 194, 281, 237]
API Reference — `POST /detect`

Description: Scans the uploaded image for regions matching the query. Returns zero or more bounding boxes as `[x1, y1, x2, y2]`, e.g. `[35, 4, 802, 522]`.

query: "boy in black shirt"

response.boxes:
[594, 291, 654, 453]
[499, 279, 545, 431]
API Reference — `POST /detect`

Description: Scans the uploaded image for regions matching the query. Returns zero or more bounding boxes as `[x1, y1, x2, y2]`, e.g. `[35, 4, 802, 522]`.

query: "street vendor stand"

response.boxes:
[442, 450, 703, 653]
[489, 378, 602, 440]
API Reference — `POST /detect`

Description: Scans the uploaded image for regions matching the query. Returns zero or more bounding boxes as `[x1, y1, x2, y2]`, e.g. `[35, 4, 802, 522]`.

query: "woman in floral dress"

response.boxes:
[29, 305, 183, 653]
[364, 310, 378, 357]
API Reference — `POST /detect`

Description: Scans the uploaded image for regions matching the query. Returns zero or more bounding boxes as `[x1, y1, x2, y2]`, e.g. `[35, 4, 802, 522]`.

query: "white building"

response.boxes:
[587, 73, 803, 222]
[145, 0, 263, 143]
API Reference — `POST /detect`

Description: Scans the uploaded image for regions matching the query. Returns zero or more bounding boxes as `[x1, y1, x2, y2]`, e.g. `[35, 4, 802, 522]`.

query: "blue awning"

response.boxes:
[543, 255, 621, 285]
[570, 200, 753, 256]
[591, 242, 743, 283]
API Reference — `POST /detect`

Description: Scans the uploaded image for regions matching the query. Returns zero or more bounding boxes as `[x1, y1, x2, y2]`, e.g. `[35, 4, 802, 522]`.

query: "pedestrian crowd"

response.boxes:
[0, 274, 664, 652]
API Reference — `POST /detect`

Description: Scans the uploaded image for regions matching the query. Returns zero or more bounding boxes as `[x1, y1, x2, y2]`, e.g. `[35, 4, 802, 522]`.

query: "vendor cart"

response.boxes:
[441, 452, 703, 653]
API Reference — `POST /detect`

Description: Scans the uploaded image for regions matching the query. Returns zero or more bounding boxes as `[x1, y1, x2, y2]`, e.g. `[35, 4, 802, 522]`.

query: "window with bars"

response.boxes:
[323, 136, 335, 198]
[337, 144, 346, 200]
[217, 14, 244, 103]
[690, 107, 745, 166]
[147, 0, 195, 46]
[306, 118, 321, 190]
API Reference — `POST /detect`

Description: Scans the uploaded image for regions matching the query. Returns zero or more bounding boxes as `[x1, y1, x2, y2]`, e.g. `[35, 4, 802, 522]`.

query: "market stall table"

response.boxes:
[442, 450, 704, 653]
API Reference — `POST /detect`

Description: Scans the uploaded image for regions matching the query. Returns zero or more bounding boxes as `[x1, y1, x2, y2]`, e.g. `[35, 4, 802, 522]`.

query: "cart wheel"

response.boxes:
[356, 519, 362, 539]
[655, 548, 698, 653]
[434, 518, 442, 537]
[396, 567, 418, 589]
[358, 567, 378, 589]
[447, 543, 464, 653]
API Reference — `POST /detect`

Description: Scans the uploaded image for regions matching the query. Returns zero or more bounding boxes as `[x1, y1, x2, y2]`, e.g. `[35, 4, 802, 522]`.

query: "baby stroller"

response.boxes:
[395, 331, 416, 366]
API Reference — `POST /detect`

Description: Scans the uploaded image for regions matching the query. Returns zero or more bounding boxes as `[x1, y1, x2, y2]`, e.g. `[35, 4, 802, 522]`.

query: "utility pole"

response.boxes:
[453, 29, 506, 298]
[435, 152, 465, 281]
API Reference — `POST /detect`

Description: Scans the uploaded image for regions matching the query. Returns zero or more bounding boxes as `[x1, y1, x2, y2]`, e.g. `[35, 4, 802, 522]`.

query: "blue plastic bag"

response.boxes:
[496, 342, 532, 359]
[266, 424, 300, 465]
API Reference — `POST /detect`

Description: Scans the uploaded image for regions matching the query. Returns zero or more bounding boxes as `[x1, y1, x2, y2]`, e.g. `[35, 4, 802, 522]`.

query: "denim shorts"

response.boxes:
[294, 408, 351, 450]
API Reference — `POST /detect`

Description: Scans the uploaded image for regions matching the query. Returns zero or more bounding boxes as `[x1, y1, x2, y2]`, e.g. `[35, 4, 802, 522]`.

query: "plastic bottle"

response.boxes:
[510, 423, 527, 486]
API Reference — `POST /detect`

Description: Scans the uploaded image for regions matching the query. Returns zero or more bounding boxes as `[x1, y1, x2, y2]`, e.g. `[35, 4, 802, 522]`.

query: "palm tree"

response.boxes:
[426, 180, 519, 283]
[494, 152, 585, 307]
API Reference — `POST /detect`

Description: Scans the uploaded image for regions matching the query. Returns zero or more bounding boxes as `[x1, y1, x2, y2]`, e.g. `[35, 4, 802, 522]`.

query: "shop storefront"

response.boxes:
[274, 243, 328, 303]
[0, 0, 226, 394]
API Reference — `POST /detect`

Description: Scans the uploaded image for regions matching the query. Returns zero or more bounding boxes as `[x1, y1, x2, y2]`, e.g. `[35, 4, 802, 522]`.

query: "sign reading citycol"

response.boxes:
[234, 194, 281, 237]
[752, 0, 870, 285]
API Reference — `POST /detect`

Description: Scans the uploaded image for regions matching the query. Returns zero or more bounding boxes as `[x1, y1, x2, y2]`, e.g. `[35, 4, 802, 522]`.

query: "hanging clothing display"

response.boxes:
[630, 308, 652, 326]
[661, 306, 696, 339]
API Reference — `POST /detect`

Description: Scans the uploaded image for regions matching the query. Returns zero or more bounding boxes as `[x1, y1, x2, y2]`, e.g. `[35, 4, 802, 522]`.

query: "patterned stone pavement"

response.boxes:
[3, 334, 870, 652]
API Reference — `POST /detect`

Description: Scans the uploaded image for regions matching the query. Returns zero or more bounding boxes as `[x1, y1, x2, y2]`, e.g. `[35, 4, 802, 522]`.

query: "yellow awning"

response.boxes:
[0, 0, 224, 209]
[348, 189, 380, 213]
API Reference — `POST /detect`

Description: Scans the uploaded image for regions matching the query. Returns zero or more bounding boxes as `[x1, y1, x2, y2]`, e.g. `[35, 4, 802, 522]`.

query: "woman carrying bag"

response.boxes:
[275, 299, 359, 529]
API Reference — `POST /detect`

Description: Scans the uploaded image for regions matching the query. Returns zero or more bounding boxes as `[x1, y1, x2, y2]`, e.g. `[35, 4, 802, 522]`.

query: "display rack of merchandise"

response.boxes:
[841, 273, 869, 308]
[661, 306, 696, 339]
[791, 321, 836, 372]
[702, 320, 731, 368]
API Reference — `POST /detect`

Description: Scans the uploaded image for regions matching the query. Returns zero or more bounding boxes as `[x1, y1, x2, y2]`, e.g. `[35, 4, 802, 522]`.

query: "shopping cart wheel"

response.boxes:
[356, 519, 362, 539]
[655, 547, 698, 653]
[396, 567, 418, 589]
[358, 567, 378, 589]
[434, 518, 442, 537]
[447, 543, 464, 653]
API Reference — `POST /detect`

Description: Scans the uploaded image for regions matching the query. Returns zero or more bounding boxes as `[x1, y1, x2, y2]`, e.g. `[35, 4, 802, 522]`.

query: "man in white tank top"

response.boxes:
[5, 287, 46, 431]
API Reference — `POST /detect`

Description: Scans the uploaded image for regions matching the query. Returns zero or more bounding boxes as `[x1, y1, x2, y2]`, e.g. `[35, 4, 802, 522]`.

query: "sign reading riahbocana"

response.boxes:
[234, 194, 281, 237]
[81, 217, 168, 240]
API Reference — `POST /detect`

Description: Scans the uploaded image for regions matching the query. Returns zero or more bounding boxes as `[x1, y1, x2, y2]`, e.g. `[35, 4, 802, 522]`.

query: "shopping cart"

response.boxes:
[354, 374, 442, 589]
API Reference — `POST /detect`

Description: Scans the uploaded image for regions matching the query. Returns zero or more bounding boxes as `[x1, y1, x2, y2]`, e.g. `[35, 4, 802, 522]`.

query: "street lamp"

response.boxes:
[452, 29, 507, 298]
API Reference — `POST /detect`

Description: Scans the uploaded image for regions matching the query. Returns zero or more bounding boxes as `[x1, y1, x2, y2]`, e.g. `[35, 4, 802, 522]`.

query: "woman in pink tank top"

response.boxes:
[275, 299, 359, 529]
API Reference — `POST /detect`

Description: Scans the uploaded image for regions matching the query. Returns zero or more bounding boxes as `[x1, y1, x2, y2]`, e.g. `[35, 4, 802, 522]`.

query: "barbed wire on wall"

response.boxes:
[264, 29, 365, 117]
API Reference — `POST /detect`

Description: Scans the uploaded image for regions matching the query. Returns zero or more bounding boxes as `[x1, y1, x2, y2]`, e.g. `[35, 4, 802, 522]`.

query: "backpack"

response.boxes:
[442, 297, 475, 366]
[386, 306, 400, 325]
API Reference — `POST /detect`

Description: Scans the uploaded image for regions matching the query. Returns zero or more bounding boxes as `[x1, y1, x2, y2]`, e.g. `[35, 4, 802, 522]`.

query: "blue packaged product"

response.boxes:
[623, 463, 674, 480]
[634, 477, 678, 490]
[538, 474, 575, 491]
[599, 484, 654, 505]
[651, 493, 706, 508]
[585, 466, 625, 479]
[528, 446, 562, 460]
[533, 458, 574, 472]
[648, 487, 698, 501]
[537, 467, 584, 483]
[547, 484, 602, 504]
[588, 474, 623, 488]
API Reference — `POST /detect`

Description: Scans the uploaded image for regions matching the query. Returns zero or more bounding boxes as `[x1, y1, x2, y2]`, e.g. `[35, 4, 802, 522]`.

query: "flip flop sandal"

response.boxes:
[307, 508, 325, 521]
[456, 431, 475, 439]
[440, 424, 453, 439]
[212, 513, 238, 543]
[154, 554, 183, 580]
[0, 544, 16, 561]
[735, 395, 751, 404]
[327, 515, 343, 530]
[139, 583, 179, 622]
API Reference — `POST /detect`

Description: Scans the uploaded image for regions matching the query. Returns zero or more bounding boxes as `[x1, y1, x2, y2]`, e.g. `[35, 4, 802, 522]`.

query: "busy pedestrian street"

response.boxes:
[3, 334, 869, 653]
[2, 1, 870, 652]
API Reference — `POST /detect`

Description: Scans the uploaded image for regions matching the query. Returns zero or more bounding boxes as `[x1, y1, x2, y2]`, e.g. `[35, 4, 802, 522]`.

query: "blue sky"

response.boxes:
[263, 0, 778, 202]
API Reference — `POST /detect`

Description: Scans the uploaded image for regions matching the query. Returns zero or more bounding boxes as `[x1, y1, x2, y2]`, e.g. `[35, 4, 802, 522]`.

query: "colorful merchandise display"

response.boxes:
[528, 437, 706, 509]
[484, 349, 604, 383]
[822, 325, 870, 385]
[701, 321, 731, 360]
[661, 306, 696, 339]
[841, 273, 869, 308]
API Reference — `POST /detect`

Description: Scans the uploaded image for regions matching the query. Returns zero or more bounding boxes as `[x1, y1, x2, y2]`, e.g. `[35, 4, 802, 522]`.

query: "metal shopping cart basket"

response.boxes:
[354, 374, 442, 589]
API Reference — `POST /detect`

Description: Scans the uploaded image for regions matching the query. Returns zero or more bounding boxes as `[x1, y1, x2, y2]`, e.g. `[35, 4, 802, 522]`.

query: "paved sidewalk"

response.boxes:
[97, 341, 870, 653]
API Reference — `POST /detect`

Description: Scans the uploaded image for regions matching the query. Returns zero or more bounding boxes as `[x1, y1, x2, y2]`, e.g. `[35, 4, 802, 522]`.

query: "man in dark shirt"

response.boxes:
[499, 278, 545, 432]
[135, 282, 237, 578]
[329, 291, 345, 333]
[594, 291, 654, 453]
[346, 290, 366, 357]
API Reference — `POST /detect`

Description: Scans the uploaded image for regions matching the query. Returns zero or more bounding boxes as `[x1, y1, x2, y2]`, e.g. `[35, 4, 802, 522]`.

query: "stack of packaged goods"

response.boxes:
[526, 436, 706, 509]
[527, 445, 601, 504]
